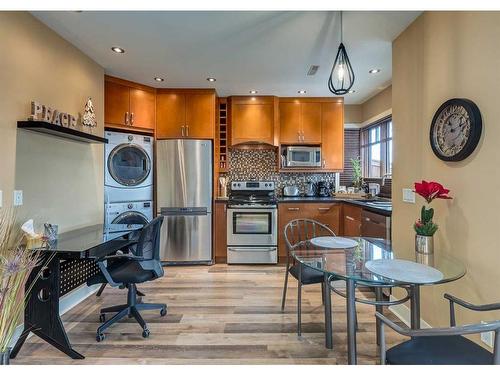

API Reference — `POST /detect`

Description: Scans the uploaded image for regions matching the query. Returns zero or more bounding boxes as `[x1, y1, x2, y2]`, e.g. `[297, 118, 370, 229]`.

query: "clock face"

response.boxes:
[430, 99, 482, 161]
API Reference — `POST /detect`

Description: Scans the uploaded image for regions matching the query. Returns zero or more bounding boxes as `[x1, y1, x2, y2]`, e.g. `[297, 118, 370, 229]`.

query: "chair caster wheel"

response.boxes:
[96, 333, 105, 342]
[160, 307, 167, 317]
[99, 314, 106, 323]
[142, 329, 150, 338]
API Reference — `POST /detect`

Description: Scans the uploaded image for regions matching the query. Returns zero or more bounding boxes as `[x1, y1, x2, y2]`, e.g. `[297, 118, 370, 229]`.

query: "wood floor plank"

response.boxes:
[11, 264, 404, 365]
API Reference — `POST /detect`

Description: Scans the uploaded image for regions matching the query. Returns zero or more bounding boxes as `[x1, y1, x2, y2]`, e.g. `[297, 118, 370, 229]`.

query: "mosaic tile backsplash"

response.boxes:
[227, 149, 337, 196]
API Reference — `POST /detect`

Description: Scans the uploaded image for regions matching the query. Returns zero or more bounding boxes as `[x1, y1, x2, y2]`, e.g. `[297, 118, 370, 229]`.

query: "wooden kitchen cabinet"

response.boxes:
[229, 96, 279, 146]
[321, 101, 344, 170]
[105, 76, 156, 130]
[343, 203, 362, 237]
[279, 99, 321, 144]
[278, 202, 341, 260]
[214, 201, 228, 263]
[156, 89, 216, 139]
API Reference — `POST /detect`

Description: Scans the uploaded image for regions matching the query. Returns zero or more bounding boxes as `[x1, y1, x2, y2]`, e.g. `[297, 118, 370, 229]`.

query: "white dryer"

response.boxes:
[105, 201, 153, 232]
[105, 131, 153, 203]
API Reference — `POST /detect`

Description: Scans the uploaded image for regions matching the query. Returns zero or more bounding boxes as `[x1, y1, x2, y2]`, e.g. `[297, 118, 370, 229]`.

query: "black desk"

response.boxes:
[10, 224, 142, 360]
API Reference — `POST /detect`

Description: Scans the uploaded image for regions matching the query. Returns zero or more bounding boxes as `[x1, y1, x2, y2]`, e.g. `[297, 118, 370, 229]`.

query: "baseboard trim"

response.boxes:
[388, 295, 431, 328]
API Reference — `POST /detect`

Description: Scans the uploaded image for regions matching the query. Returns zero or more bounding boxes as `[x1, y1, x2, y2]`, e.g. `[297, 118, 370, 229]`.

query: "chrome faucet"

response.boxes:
[381, 173, 392, 186]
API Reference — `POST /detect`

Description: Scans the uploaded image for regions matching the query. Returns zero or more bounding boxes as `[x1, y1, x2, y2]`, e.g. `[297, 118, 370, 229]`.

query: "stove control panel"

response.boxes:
[231, 181, 275, 191]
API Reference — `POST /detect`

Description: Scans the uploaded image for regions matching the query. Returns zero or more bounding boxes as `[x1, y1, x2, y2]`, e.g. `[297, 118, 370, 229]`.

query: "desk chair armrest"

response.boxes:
[444, 293, 500, 326]
[375, 312, 500, 365]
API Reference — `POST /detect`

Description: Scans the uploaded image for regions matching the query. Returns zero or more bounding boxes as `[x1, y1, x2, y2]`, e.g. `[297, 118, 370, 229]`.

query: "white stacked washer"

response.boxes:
[104, 131, 153, 232]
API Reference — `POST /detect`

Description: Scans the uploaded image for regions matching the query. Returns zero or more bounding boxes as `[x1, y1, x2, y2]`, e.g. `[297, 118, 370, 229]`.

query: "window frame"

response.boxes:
[360, 116, 392, 178]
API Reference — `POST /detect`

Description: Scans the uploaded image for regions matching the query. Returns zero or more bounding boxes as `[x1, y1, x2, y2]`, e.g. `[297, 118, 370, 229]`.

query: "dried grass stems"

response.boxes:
[0, 207, 48, 352]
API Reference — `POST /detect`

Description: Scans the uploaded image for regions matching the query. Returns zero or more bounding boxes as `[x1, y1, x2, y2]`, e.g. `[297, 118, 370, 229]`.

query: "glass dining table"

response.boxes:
[291, 237, 466, 365]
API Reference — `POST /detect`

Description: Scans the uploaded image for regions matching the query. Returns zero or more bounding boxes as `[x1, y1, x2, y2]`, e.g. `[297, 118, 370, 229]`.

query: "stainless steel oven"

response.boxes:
[227, 206, 277, 247]
[284, 146, 321, 168]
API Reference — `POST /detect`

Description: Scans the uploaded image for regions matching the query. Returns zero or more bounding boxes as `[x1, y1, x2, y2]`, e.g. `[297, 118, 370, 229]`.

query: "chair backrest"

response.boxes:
[135, 216, 164, 261]
[284, 218, 336, 255]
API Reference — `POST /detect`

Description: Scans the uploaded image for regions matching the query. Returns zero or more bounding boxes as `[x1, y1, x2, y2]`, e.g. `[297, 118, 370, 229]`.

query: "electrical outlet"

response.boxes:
[402, 188, 415, 203]
[480, 321, 494, 348]
[13, 190, 23, 206]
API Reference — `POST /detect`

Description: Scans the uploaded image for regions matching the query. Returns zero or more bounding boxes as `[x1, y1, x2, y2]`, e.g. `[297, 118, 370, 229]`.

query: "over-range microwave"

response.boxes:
[283, 146, 322, 168]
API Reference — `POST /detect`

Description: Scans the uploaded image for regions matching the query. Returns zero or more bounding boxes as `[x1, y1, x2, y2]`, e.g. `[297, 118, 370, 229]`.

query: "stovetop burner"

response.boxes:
[228, 180, 277, 207]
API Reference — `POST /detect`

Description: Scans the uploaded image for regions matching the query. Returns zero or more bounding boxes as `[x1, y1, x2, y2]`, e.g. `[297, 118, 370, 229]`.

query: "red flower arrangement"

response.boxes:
[413, 180, 452, 236]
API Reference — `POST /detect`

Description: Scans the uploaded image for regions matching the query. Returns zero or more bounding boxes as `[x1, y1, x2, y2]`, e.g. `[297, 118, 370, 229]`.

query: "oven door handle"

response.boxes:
[228, 247, 276, 252]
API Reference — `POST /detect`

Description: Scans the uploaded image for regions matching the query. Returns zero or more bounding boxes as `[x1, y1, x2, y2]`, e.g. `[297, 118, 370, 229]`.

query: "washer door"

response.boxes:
[111, 211, 149, 225]
[108, 144, 151, 186]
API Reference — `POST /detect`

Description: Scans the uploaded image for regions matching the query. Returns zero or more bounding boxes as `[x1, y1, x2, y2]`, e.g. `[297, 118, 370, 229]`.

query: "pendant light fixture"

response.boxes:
[328, 11, 355, 95]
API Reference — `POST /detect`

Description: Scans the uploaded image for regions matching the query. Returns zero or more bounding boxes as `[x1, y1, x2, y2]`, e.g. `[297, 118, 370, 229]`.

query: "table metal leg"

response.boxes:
[297, 261, 302, 337]
[375, 287, 383, 346]
[410, 284, 421, 329]
[346, 278, 357, 365]
[323, 274, 333, 349]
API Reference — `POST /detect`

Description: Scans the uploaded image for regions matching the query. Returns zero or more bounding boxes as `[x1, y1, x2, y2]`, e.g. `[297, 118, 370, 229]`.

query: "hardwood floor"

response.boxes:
[12, 264, 404, 365]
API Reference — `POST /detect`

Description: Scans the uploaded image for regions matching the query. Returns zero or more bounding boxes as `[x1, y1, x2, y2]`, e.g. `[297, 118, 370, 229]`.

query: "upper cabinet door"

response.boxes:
[185, 93, 215, 139]
[279, 102, 301, 144]
[301, 102, 322, 143]
[231, 97, 277, 146]
[105, 81, 130, 126]
[129, 88, 155, 129]
[321, 101, 344, 170]
[156, 92, 186, 139]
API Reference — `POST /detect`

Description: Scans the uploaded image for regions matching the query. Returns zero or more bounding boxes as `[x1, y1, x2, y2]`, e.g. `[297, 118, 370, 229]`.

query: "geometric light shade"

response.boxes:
[328, 42, 355, 95]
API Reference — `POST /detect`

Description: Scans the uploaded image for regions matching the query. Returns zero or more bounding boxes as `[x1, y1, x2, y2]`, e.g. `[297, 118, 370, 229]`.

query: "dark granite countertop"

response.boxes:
[216, 196, 392, 216]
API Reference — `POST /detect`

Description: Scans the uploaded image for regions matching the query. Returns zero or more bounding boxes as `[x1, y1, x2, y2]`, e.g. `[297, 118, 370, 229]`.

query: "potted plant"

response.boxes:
[413, 180, 452, 254]
[0, 209, 42, 365]
[351, 157, 364, 192]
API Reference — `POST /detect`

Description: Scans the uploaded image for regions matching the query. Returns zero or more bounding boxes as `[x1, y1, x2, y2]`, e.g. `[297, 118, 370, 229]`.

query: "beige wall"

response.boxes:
[344, 104, 363, 124]
[392, 11, 500, 343]
[0, 12, 104, 232]
[361, 85, 392, 123]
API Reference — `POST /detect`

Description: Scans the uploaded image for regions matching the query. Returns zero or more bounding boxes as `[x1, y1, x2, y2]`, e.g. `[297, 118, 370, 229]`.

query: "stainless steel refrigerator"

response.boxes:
[156, 139, 213, 264]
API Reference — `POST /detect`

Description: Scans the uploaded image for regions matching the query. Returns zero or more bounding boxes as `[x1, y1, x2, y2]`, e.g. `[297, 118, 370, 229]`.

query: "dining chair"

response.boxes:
[281, 218, 335, 336]
[376, 293, 500, 365]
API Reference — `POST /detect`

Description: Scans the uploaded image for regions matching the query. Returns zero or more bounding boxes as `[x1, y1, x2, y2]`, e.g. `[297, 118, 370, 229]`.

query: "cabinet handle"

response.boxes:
[181, 126, 185, 137]
[287, 207, 300, 211]
[346, 215, 355, 221]
[317, 207, 330, 211]
[186, 125, 189, 137]
[125, 112, 129, 125]
[297, 131, 301, 142]
[322, 159, 326, 168]
[301, 131, 305, 142]
[130, 112, 134, 126]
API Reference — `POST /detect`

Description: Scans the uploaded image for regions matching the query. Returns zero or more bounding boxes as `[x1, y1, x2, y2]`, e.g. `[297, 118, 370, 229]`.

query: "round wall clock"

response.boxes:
[430, 98, 482, 162]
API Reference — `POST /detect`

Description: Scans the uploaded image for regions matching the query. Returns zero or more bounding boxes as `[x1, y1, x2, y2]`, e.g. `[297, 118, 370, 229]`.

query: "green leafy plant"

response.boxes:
[351, 157, 363, 189]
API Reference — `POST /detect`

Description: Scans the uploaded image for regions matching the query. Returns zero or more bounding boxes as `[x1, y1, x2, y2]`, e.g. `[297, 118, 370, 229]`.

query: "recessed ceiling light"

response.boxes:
[298, 90, 307, 94]
[154, 77, 164, 82]
[249, 90, 258, 94]
[348, 89, 356, 93]
[111, 46, 125, 54]
[369, 69, 381, 74]
[206, 77, 216, 82]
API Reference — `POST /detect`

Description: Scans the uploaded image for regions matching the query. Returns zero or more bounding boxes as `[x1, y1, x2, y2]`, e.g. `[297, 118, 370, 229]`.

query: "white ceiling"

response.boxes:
[32, 11, 420, 104]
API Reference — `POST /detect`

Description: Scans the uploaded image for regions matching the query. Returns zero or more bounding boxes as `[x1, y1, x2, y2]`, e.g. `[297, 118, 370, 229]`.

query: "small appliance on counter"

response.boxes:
[227, 181, 277, 264]
[317, 181, 333, 197]
[304, 181, 317, 197]
[283, 185, 300, 197]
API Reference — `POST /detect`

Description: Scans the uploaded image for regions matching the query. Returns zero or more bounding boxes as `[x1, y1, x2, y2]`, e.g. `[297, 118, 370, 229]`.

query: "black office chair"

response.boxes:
[87, 216, 167, 341]
[281, 219, 334, 336]
[376, 293, 500, 365]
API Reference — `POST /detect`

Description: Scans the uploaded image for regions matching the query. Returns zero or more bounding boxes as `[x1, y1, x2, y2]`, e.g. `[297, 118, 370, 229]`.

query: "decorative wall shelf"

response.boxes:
[17, 121, 108, 144]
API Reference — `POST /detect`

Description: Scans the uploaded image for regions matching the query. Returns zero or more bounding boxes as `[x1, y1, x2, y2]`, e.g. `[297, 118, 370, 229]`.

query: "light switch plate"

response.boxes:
[481, 321, 494, 348]
[402, 188, 415, 203]
[13, 190, 23, 206]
